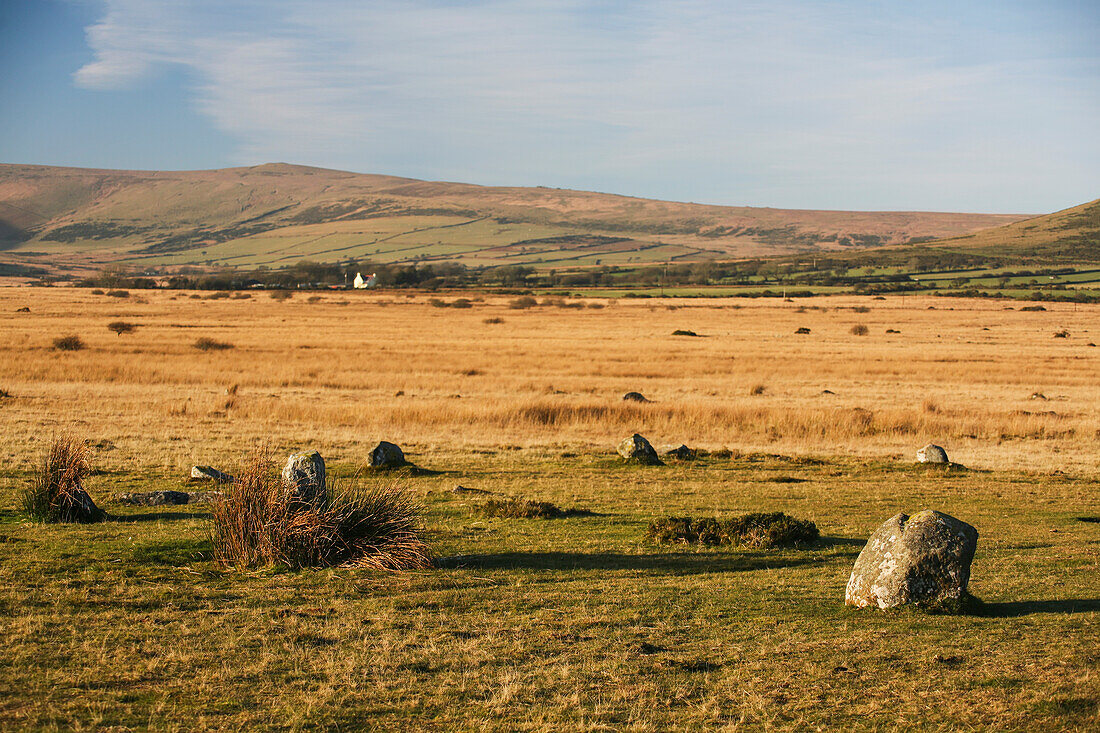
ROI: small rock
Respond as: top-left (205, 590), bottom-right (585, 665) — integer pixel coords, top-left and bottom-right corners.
top-left (370, 441), bottom-right (407, 468)
top-left (281, 450), bottom-right (326, 505)
top-left (821, 389), bottom-right (835, 395)
top-left (795, 327), bottom-right (811, 334)
top-left (16, 306), bottom-right (30, 313)
top-left (114, 490), bottom-right (191, 506)
top-left (191, 465), bottom-right (234, 483)
top-left (622, 392), bottom-right (649, 403)
top-left (664, 444), bottom-right (697, 460)
top-left (845, 510), bottom-right (978, 611)
top-left (618, 434), bottom-right (663, 465)
top-left (453, 485), bottom-right (491, 495)
top-left (916, 444), bottom-right (949, 464)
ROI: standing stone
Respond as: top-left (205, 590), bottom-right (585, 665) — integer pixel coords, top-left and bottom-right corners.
top-left (916, 444), bottom-right (949, 464)
top-left (845, 510), bottom-right (978, 611)
top-left (371, 441), bottom-right (407, 468)
top-left (281, 450), bottom-right (326, 505)
top-left (617, 434), bottom-right (663, 465)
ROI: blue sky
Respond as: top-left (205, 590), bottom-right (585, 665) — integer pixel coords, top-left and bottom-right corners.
top-left (1, 0), bottom-right (1098, 213)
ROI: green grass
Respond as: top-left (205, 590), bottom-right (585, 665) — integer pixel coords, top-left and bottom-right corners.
top-left (0, 450), bottom-right (1097, 729)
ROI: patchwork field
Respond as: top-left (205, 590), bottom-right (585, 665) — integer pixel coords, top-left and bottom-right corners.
top-left (1, 288), bottom-right (1097, 730)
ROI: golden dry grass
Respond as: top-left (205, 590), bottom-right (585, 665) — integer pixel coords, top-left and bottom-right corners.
top-left (0, 288), bottom-right (1098, 474)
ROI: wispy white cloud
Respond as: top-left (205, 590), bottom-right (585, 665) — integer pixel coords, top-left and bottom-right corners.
top-left (74, 0), bottom-right (1100, 211)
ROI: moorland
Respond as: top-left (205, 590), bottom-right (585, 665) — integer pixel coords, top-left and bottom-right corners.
top-left (0, 288), bottom-right (1097, 729)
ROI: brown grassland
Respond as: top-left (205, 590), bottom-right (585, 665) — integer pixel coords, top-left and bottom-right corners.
top-left (0, 288), bottom-right (1097, 730)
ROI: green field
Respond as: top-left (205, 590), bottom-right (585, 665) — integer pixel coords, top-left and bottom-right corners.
top-left (2, 450), bottom-right (1098, 730)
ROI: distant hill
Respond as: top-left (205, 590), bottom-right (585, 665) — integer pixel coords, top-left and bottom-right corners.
top-left (926, 198), bottom-right (1100, 262)
top-left (0, 162), bottom-right (1026, 275)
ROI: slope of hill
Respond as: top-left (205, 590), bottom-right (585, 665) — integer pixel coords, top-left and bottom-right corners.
top-left (928, 198), bottom-right (1100, 262)
top-left (0, 162), bottom-right (1026, 274)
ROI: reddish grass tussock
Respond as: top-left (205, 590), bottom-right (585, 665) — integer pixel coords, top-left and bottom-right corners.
top-left (211, 456), bottom-right (433, 571)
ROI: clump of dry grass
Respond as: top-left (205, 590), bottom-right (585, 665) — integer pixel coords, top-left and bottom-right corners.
top-left (750, 384), bottom-right (767, 396)
top-left (647, 512), bottom-right (818, 548)
top-left (509, 296), bottom-right (538, 309)
top-left (194, 337), bottom-right (234, 351)
top-left (21, 437), bottom-right (105, 523)
top-left (105, 289), bottom-right (129, 298)
top-left (483, 317), bottom-right (504, 324)
top-left (211, 456), bottom-right (433, 571)
top-left (850, 324), bottom-right (869, 336)
top-left (922, 398), bottom-right (941, 414)
top-left (270, 290), bottom-right (293, 301)
top-left (52, 335), bottom-right (85, 351)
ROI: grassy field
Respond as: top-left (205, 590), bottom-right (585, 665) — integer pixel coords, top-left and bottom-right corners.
top-left (0, 288), bottom-right (1098, 730)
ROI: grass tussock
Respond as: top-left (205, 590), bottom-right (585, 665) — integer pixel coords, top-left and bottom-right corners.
top-left (211, 457), bottom-right (433, 571)
top-left (21, 437), bottom-right (105, 523)
top-left (647, 512), bottom-right (819, 548)
top-left (52, 335), bottom-right (85, 351)
top-left (481, 497), bottom-right (586, 519)
top-left (194, 337), bottom-right (234, 351)
top-left (851, 324), bottom-right (869, 336)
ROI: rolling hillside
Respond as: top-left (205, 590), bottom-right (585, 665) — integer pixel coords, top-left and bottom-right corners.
top-left (928, 198), bottom-right (1100, 262)
top-left (0, 162), bottom-right (1027, 275)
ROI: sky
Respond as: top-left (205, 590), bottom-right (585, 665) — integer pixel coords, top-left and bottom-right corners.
top-left (1, 0), bottom-right (1098, 213)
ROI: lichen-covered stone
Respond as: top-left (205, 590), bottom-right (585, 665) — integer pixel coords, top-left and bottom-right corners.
top-left (617, 434), bottom-right (663, 465)
top-left (370, 441), bottom-right (407, 468)
top-left (916, 444), bottom-right (949, 464)
top-left (281, 450), bottom-right (326, 505)
top-left (845, 510), bottom-right (978, 610)
top-left (191, 465), bottom-right (234, 483)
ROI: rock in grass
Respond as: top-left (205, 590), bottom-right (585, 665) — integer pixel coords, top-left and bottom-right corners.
top-left (916, 444), bottom-right (949, 464)
top-left (845, 510), bottom-right (978, 611)
top-left (191, 465), bottom-right (234, 483)
top-left (665, 444), bottom-right (697, 460)
top-left (617, 433), bottom-right (663, 465)
top-left (114, 490), bottom-right (191, 506)
top-left (281, 450), bottom-right (327, 505)
top-left (370, 441), bottom-right (407, 468)
top-left (622, 391), bottom-right (649, 403)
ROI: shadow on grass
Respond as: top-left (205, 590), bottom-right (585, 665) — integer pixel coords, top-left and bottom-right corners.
top-left (437, 550), bottom-right (844, 575)
top-left (112, 511), bottom-right (212, 523)
top-left (977, 599), bottom-right (1100, 617)
top-left (819, 536), bottom-right (866, 547)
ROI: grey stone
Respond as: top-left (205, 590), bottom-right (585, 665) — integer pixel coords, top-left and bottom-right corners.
top-left (370, 441), bottom-right (407, 468)
top-left (191, 465), bottom-right (234, 483)
top-left (114, 490), bottom-right (191, 506)
top-left (618, 433), bottom-right (663, 465)
top-left (664, 444), bottom-right (697, 460)
top-left (916, 444), bottom-right (949, 464)
top-left (845, 510), bottom-right (978, 610)
top-left (622, 392), bottom-right (649, 403)
top-left (281, 450), bottom-right (327, 505)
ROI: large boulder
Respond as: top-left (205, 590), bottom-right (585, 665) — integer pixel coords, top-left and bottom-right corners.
top-left (370, 441), bottom-right (407, 468)
top-left (916, 444), bottom-right (949, 464)
top-left (281, 450), bottom-right (326, 505)
top-left (845, 510), bottom-right (978, 611)
top-left (618, 434), bottom-right (663, 465)
top-left (191, 465), bottom-right (234, 483)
